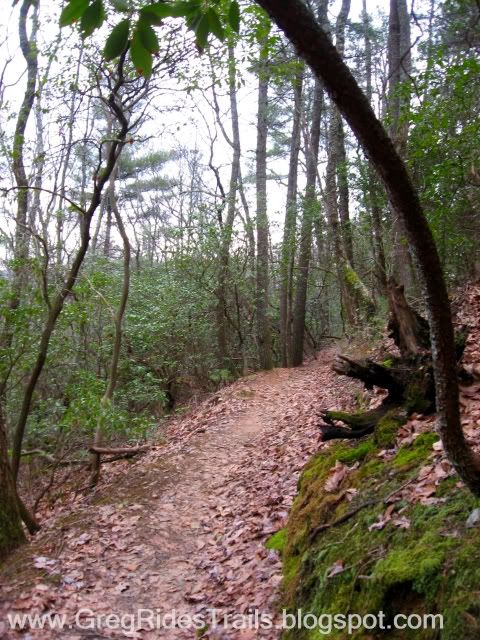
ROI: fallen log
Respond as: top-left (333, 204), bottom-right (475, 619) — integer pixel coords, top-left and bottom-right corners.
top-left (320, 280), bottom-right (466, 445)
top-left (88, 445), bottom-right (150, 455)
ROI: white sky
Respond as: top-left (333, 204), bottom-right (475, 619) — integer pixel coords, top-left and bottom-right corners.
top-left (0, 1), bottom-right (394, 252)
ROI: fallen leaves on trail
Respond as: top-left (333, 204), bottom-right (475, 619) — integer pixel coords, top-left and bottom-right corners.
top-left (0, 349), bottom-right (361, 640)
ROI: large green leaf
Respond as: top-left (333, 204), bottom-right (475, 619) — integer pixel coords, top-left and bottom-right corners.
top-left (111, 0), bottom-right (129, 11)
top-left (228, 0), bottom-right (240, 33)
top-left (130, 31), bottom-right (153, 76)
top-left (137, 20), bottom-right (159, 53)
top-left (169, 1), bottom-right (201, 18)
top-left (194, 12), bottom-right (210, 52)
top-left (80, 0), bottom-right (105, 37)
top-left (59, 0), bottom-right (89, 26)
top-left (139, 6), bottom-right (165, 26)
top-left (139, 2), bottom-right (174, 22)
top-left (206, 8), bottom-right (225, 42)
top-left (104, 19), bottom-right (130, 60)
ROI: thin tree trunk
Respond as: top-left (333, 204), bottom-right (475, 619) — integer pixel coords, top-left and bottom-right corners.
top-left (214, 44), bottom-right (241, 369)
top-left (0, 0), bottom-right (40, 536)
top-left (11, 0), bottom-right (38, 297)
top-left (11, 54), bottom-right (131, 482)
top-left (363, 0), bottom-right (387, 290)
top-left (255, 47), bottom-right (272, 370)
top-left (290, 0), bottom-right (329, 367)
top-left (90, 169), bottom-right (131, 487)
top-left (388, 0), bottom-right (415, 289)
top-left (255, 0), bottom-right (480, 495)
top-left (279, 62), bottom-right (304, 367)
top-left (332, 0), bottom-right (353, 268)
top-left (336, 118), bottom-right (354, 265)
top-left (291, 78), bottom-right (323, 366)
top-left (324, 0), bottom-right (360, 327)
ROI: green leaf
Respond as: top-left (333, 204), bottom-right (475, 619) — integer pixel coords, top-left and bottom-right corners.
top-left (111, 0), bottom-right (129, 10)
top-left (60, 0), bottom-right (89, 27)
top-left (228, 0), bottom-right (240, 33)
top-left (185, 10), bottom-right (202, 30)
top-left (139, 7), bottom-right (164, 25)
top-left (140, 2), bottom-right (173, 23)
top-left (206, 8), bottom-right (225, 41)
top-left (169, 1), bottom-right (201, 17)
top-left (136, 20), bottom-right (159, 53)
top-left (80, 0), bottom-right (105, 37)
top-left (194, 12), bottom-right (210, 52)
top-left (130, 31), bottom-right (153, 76)
top-left (104, 19), bottom-right (130, 60)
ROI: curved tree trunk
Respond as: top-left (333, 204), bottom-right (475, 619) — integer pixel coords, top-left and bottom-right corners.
top-left (11, 0), bottom-right (38, 298)
top-left (255, 0), bottom-right (480, 494)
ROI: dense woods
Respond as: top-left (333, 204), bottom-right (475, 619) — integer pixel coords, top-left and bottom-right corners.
top-left (0, 0), bottom-right (479, 570)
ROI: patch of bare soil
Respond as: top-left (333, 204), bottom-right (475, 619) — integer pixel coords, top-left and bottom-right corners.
top-left (0, 348), bottom-right (359, 639)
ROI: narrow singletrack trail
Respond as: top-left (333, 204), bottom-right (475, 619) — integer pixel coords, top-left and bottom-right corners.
top-left (1, 350), bottom-right (358, 639)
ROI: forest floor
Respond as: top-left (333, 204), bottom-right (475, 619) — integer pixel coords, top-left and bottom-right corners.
top-left (3, 282), bottom-right (480, 640)
top-left (0, 345), bottom-right (360, 639)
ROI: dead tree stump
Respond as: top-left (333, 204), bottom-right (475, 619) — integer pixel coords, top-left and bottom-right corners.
top-left (320, 280), bottom-right (468, 446)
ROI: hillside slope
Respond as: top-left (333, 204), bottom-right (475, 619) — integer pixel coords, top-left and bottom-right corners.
top-left (274, 283), bottom-right (480, 639)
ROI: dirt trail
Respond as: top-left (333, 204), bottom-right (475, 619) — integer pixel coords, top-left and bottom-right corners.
top-left (0, 350), bottom-right (358, 639)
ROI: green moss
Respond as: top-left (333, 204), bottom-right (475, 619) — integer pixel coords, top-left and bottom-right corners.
top-left (266, 529), bottom-right (287, 553)
top-left (375, 411), bottom-right (407, 448)
top-left (373, 531), bottom-right (452, 595)
top-left (0, 503), bottom-right (26, 561)
top-left (277, 419), bottom-right (480, 639)
top-left (344, 265), bottom-right (360, 287)
top-left (337, 440), bottom-right (376, 464)
top-left (393, 432), bottom-right (438, 469)
top-left (299, 443), bottom-right (352, 488)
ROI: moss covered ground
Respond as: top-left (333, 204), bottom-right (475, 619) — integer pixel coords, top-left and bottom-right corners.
top-left (270, 431), bottom-right (480, 639)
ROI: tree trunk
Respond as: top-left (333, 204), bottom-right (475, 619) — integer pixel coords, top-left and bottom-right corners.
top-left (213, 44), bottom-right (242, 369)
top-left (388, 0), bottom-right (415, 290)
top-left (363, 0), bottom-right (387, 291)
top-left (320, 282), bottom-right (441, 443)
top-left (291, 77), bottom-right (323, 367)
top-left (11, 0), bottom-right (38, 298)
top-left (0, 405), bottom-right (25, 560)
top-left (11, 53), bottom-right (131, 482)
top-left (279, 62), bottom-right (304, 367)
top-left (254, 0), bottom-right (480, 494)
top-left (290, 0), bottom-right (328, 367)
top-left (90, 167), bottom-right (131, 487)
top-left (255, 46), bottom-right (273, 370)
